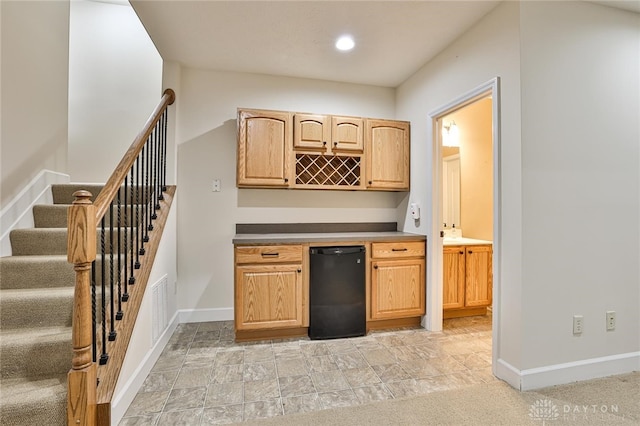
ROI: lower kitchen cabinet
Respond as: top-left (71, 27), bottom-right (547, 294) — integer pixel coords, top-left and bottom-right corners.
top-left (370, 241), bottom-right (425, 320)
top-left (234, 245), bottom-right (305, 332)
top-left (443, 244), bottom-right (492, 318)
top-left (234, 238), bottom-right (427, 341)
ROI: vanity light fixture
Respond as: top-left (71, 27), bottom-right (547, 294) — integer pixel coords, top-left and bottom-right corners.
top-left (442, 121), bottom-right (460, 147)
top-left (335, 35), bottom-right (355, 51)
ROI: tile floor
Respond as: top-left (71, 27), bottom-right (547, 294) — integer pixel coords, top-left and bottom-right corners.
top-left (120, 314), bottom-right (494, 425)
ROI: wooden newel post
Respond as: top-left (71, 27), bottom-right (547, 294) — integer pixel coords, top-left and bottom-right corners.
top-left (67, 190), bottom-right (97, 426)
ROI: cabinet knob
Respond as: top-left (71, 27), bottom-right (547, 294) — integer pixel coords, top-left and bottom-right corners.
top-left (368, 180), bottom-right (372, 185)
top-left (459, 251), bottom-right (464, 255)
top-left (284, 178), bottom-right (289, 183)
top-left (373, 264), bottom-right (378, 269)
top-left (297, 268), bottom-right (301, 273)
top-left (323, 141), bottom-right (327, 146)
top-left (334, 141), bottom-right (338, 146)
top-left (468, 250), bottom-right (473, 254)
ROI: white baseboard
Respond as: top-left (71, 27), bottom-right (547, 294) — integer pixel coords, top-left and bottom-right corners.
top-left (495, 357), bottom-right (524, 390)
top-left (496, 352), bottom-right (640, 391)
top-left (0, 170), bottom-right (70, 256)
top-left (110, 311), bottom-right (180, 426)
top-left (178, 307), bottom-right (234, 323)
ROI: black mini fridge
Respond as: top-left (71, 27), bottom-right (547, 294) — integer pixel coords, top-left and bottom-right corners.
top-left (309, 246), bottom-right (366, 340)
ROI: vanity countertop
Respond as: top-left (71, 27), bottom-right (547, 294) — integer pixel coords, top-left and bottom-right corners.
top-left (443, 237), bottom-right (492, 246)
top-left (233, 231), bottom-right (425, 245)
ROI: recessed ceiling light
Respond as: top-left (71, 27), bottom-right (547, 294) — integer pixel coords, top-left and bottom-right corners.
top-left (335, 35), bottom-right (355, 51)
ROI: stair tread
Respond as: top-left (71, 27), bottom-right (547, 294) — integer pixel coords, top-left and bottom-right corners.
top-left (0, 286), bottom-right (74, 300)
top-left (0, 326), bottom-right (72, 346)
top-left (0, 374), bottom-right (67, 405)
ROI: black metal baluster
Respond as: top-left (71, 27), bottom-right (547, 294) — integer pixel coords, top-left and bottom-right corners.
top-left (146, 137), bottom-right (153, 234)
top-left (159, 109), bottom-right (167, 198)
top-left (116, 190), bottom-right (123, 320)
top-left (138, 148), bottom-right (146, 256)
top-left (123, 175), bottom-right (130, 300)
top-left (131, 164), bottom-right (139, 275)
top-left (99, 218), bottom-right (108, 365)
top-left (140, 145), bottom-right (148, 250)
top-left (108, 202), bottom-right (116, 341)
top-left (153, 123), bottom-right (160, 216)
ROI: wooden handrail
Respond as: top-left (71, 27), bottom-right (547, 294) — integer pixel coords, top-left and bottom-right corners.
top-left (93, 88), bottom-right (175, 221)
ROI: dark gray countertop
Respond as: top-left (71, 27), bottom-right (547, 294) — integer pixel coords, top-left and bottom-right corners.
top-left (233, 231), bottom-right (426, 245)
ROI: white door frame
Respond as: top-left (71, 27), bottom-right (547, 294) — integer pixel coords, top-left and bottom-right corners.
top-left (427, 77), bottom-right (501, 371)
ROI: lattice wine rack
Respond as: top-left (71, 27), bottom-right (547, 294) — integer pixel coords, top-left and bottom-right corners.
top-left (295, 154), bottom-right (362, 187)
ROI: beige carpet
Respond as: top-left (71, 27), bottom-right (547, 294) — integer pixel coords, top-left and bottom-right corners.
top-left (246, 372), bottom-right (639, 425)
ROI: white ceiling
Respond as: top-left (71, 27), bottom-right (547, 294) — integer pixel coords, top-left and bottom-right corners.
top-left (130, 0), bottom-right (639, 88)
top-left (130, 1), bottom-right (501, 88)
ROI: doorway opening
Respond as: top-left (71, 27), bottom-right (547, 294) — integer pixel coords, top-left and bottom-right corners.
top-left (427, 77), bottom-right (501, 375)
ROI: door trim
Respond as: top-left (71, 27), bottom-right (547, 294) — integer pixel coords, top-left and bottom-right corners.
top-left (427, 77), bottom-right (501, 374)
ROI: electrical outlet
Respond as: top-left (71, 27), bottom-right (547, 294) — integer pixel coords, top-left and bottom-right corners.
top-left (606, 311), bottom-right (616, 331)
top-left (212, 179), bottom-right (221, 192)
top-left (573, 315), bottom-right (584, 334)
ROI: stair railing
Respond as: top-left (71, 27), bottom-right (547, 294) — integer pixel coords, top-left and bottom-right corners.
top-left (67, 89), bottom-right (175, 426)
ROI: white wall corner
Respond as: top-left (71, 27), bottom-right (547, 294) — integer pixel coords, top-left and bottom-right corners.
top-left (495, 358), bottom-right (523, 390)
top-left (0, 170), bottom-right (70, 256)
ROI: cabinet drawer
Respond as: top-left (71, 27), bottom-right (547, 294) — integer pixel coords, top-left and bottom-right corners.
top-left (371, 241), bottom-right (425, 259)
top-left (235, 245), bottom-right (303, 264)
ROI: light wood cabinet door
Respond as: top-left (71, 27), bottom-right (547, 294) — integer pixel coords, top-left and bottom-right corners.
top-left (294, 113), bottom-right (330, 151)
top-left (237, 109), bottom-right (291, 187)
top-left (370, 258), bottom-right (425, 320)
top-left (443, 246), bottom-right (465, 309)
top-left (365, 119), bottom-right (410, 190)
top-left (235, 264), bottom-right (303, 330)
top-left (465, 245), bottom-right (492, 307)
top-left (331, 116), bottom-right (363, 152)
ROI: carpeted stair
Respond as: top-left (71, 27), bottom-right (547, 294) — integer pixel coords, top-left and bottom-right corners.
top-left (0, 183), bottom-right (133, 425)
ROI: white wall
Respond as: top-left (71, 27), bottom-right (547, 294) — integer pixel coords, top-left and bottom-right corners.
top-left (396, 1), bottom-right (523, 373)
top-left (68, 0), bottom-right (163, 183)
top-left (519, 1), bottom-right (639, 373)
top-left (0, 0), bottom-right (70, 207)
top-left (398, 0), bottom-right (640, 389)
top-left (174, 68), bottom-right (402, 316)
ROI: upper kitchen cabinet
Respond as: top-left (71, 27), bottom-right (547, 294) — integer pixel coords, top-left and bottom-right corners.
top-left (365, 119), bottom-right (410, 191)
top-left (294, 114), bottom-right (363, 153)
top-left (237, 108), bottom-right (410, 191)
top-left (331, 116), bottom-right (364, 152)
top-left (237, 109), bottom-right (291, 187)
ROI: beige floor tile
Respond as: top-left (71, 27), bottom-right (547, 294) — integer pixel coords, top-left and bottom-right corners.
top-left (124, 391), bottom-right (170, 417)
top-left (243, 398), bottom-right (283, 421)
top-left (201, 404), bottom-right (243, 425)
top-left (278, 374), bottom-right (316, 397)
top-left (352, 383), bottom-right (394, 404)
top-left (173, 366), bottom-right (212, 389)
top-left (282, 393), bottom-right (323, 415)
top-left (210, 363), bottom-right (243, 384)
top-left (275, 357), bottom-right (308, 377)
top-left (318, 389), bottom-right (361, 409)
top-left (204, 381), bottom-right (243, 407)
top-left (311, 370), bottom-right (350, 392)
top-left (140, 369), bottom-right (179, 393)
top-left (243, 361), bottom-right (277, 381)
top-left (244, 378), bottom-right (280, 402)
top-left (342, 366), bottom-right (381, 387)
top-left (163, 387), bottom-right (206, 412)
top-left (156, 408), bottom-right (203, 425)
